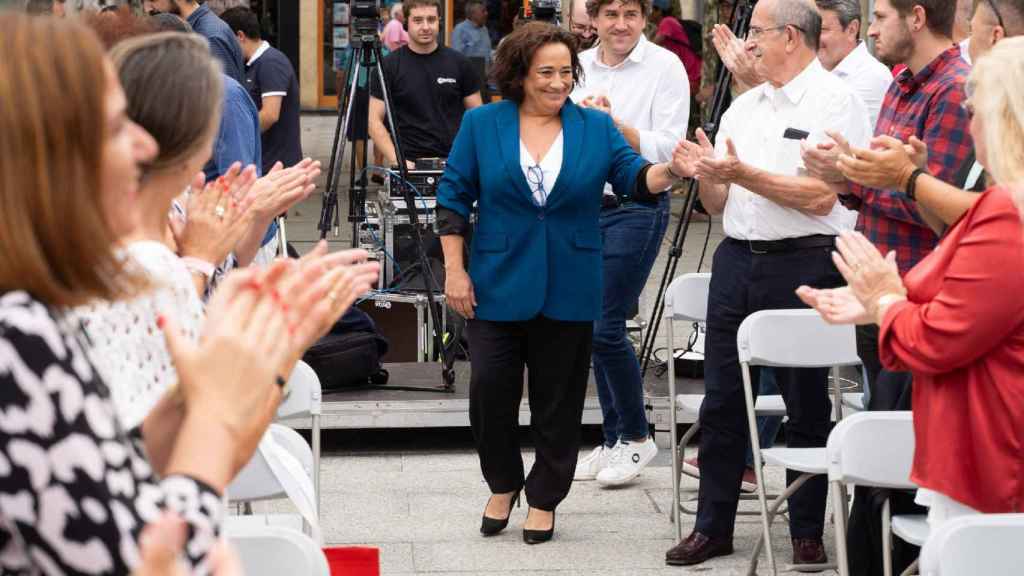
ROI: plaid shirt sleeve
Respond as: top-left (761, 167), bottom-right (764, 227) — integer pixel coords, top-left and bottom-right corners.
top-left (858, 81), bottom-right (972, 226)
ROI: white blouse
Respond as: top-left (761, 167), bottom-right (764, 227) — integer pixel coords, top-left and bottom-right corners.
top-left (71, 241), bottom-right (204, 429)
top-left (519, 130), bottom-right (563, 206)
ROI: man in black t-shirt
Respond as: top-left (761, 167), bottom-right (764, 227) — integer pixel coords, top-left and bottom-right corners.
top-left (368, 0), bottom-right (483, 167)
top-left (222, 7), bottom-right (302, 174)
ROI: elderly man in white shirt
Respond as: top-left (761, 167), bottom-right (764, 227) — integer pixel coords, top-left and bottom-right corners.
top-left (664, 0), bottom-right (871, 568)
top-left (567, 0), bottom-right (690, 490)
top-left (816, 0), bottom-right (892, 127)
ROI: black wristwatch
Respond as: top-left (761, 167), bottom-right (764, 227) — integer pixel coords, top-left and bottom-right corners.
top-left (905, 168), bottom-right (926, 201)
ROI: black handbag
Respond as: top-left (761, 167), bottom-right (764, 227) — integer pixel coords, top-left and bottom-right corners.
top-left (302, 307), bottom-right (389, 391)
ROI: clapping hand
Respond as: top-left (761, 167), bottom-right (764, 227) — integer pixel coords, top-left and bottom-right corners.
top-left (134, 513), bottom-right (242, 576)
top-left (800, 140), bottom-right (846, 183)
top-left (712, 24), bottom-right (763, 89)
top-left (694, 129), bottom-right (743, 184)
top-left (835, 133), bottom-right (926, 190)
top-left (795, 285), bottom-right (872, 325)
top-left (172, 163), bottom-right (257, 264)
top-left (244, 158), bottom-right (321, 223)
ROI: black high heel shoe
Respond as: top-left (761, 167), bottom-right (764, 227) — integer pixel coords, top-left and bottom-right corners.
top-left (522, 509), bottom-right (555, 544)
top-left (480, 490), bottom-right (521, 536)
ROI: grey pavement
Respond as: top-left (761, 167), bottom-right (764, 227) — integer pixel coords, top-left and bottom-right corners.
top-left (242, 116), bottom-right (840, 574)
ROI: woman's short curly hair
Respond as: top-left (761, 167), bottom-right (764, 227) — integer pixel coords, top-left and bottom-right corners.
top-left (491, 21), bottom-right (583, 103)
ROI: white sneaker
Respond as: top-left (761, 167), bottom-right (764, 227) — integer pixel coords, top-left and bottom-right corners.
top-left (574, 443), bottom-right (615, 481)
top-left (595, 437), bottom-right (658, 487)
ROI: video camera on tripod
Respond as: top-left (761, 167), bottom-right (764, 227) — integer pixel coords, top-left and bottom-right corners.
top-left (350, 0), bottom-right (383, 39)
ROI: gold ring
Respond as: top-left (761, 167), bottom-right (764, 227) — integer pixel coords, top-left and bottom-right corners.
top-left (327, 291), bottom-right (338, 302)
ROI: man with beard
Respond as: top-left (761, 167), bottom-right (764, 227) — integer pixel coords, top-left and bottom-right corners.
top-left (568, 0), bottom-right (597, 50)
top-left (368, 0), bottom-right (482, 168)
top-left (569, 0), bottom-right (689, 490)
top-left (143, 0), bottom-right (245, 85)
top-left (807, 0), bottom-right (972, 412)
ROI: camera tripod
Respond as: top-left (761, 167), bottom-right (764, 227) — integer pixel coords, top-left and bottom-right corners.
top-left (319, 30), bottom-right (456, 392)
top-left (638, 0), bottom-right (755, 376)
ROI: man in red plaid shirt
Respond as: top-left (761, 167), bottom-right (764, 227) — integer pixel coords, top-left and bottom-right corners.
top-left (804, 0), bottom-right (972, 412)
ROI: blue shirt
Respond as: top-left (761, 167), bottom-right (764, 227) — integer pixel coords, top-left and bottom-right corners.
top-left (187, 3), bottom-right (246, 86)
top-left (203, 75), bottom-right (278, 246)
top-left (450, 20), bottom-right (491, 65)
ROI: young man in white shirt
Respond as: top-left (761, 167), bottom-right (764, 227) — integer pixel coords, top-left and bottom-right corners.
top-left (663, 0), bottom-right (871, 567)
top-left (569, 0), bottom-right (690, 489)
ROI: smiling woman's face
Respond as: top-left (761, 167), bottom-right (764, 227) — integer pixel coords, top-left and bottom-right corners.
top-left (99, 62), bottom-right (158, 239)
top-left (521, 42), bottom-right (574, 116)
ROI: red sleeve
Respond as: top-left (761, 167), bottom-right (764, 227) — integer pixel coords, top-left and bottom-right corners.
top-left (879, 190), bottom-right (1024, 374)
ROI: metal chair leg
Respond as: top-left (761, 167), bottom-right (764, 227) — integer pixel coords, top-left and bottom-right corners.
top-left (833, 481), bottom-right (851, 576)
top-left (742, 362), bottom-right (777, 576)
top-left (667, 315), bottom-right (683, 542)
top-left (882, 498), bottom-right (894, 576)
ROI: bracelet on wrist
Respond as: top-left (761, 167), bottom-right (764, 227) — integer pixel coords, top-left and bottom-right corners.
top-left (665, 163), bottom-right (683, 180)
top-left (904, 168), bottom-right (926, 201)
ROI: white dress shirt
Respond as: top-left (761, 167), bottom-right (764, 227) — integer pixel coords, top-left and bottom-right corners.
top-left (571, 35), bottom-right (690, 183)
top-left (717, 58), bottom-right (873, 241)
top-left (520, 132), bottom-right (563, 207)
top-left (831, 41), bottom-right (893, 130)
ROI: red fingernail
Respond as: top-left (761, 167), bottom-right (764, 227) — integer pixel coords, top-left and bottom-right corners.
top-left (271, 289), bottom-right (282, 303)
top-left (156, 315), bottom-right (165, 328)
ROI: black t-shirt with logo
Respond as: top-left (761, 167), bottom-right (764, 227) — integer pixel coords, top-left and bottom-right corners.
top-left (369, 45), bottom-right (481, 161)
top-left (245, 44), bottom-right (302, 173)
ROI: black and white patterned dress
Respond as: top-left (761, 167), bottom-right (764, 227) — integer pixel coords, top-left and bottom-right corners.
top-left (0, 291), bottom-right (222, 575)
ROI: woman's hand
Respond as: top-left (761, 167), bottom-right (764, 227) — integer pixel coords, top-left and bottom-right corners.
top-left (244, 158), bottom-right (320, 224)
top-left (796, 285), bottom-right (873, 325)
top-left (830, 231), bottom-right (907, 321)
top-left (134, 513), bottom-right (242, 576)
top-left (173, 163), bottom-right (257, 264)
top-left (162, 262), bottom-right (295, 474)
top-left (836, 135), bottom-right (920, 190)
top-left (445, 267), bottom-right (476, 319)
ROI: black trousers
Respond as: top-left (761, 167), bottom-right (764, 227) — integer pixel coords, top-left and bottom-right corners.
top-left (855, 324), bottom-right (914, 412)
top-left (467, 315), bottom-right (593, 511)
top-left (695, 238), bottom-right (843, 539)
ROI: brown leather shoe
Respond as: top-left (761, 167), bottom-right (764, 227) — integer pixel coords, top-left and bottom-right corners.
top-left (665, 531), bottom-right (734, 566)
top-left (792, 538), bottom-right (828, 567)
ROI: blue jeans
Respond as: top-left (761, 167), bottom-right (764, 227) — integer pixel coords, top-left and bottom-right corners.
top-left (745, 368), bottom-right (784, 468)
top-left (593, 196), bottom-right (669, 448)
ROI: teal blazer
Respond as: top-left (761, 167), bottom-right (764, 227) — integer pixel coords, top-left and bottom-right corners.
top-left (437, 99), bottom-right (648, 322)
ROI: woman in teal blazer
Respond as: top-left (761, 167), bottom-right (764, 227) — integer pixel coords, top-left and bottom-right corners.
top-left (436, 22), bottom-right (690, 544)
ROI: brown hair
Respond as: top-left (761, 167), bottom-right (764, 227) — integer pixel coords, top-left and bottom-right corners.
top-left (586, 0), bottom-right (650, 19)
top-left (0, 13), bottom-right (134, 307)
top-left (82, 6), bottom-right (158, 49)
top-left (111, 32), bottom-right (223, 172)
top-left (888, 0), bottom-right (956, 38)
top-left (491, 21), bottom-right (583, 103)
top-left (403, 0), bottom-right (441, 20)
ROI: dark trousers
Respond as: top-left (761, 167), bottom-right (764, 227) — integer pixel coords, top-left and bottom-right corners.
top-left (855, 324), bottom-right (914, 412)
top-left (467, 315), bottom-right (593, 511)
top-left (695, 238), bottom-right (842, 540)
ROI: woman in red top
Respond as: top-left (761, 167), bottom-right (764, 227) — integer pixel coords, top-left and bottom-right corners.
top-left (797, 38), bottom-right (1024, 524)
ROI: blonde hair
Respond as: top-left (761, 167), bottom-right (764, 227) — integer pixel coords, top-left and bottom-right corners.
top-left (968, 36), bottom-right (1024, 186)
top-left (0, 13), bottom-right (137, 307)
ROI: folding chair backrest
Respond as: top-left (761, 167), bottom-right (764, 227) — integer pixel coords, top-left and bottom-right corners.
top-left (665, 273), bottom-right (712, 322)
top-left (737, 309), bottom-right (859, 368)
top-left (277, 361), bottom-right (322, 420)
top-left (919, 514), bottom-right (1024, 576)
top-left (227, 424), bottom-right (313, 502)
top-left (228, 523), bottom-right (330, 576)
top-left (826, 411), bottom-right (916, 488)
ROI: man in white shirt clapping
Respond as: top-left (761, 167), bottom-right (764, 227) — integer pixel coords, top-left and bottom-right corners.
top-left (568, 0), bottom-right (690, 489)
top-left (664, 0), bottom-right (871, 567)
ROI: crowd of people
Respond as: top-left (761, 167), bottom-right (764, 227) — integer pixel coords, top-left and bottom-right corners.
top-left (2, 0), bottom-right (1024, 574)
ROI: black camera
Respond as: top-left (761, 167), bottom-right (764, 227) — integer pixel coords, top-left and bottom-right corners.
top-left (351, 0), bottom-right (382, 40)
top-left (529, 0), bottom-right (561, 24)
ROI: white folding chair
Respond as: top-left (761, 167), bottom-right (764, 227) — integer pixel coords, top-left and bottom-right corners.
top-left (919, 514), bottom-right (1024, 576)
top-left (739, 309), bottom-right (860, 575)
top-left (827, 411), bottom-right (918, 576)
top-left (225, 522), bottom-right (330, 576)
top-left (666, 274), bottom-right (792, 538)
top-left (227, 423), bottom-right (320, 541)
top-left (276, 361), bottom-right (323, 512)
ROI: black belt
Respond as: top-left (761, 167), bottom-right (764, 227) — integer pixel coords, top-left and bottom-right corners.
top-left (728, 234), bottom-right (837, 254)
